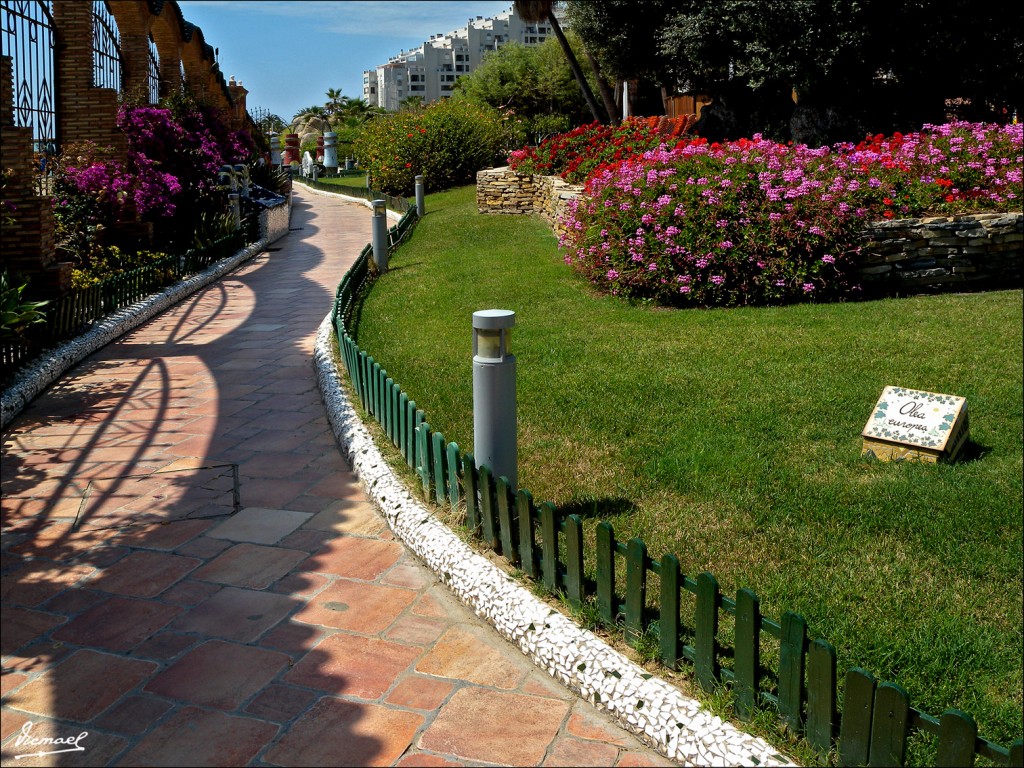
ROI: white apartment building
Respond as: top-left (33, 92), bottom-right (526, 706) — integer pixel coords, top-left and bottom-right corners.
top-left (363, 4), bottom-right (567, 111)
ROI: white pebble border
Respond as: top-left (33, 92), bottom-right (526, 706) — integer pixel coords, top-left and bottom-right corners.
top-left (313, 315), bottom-right (796, 768)
top-left (1, 238), bottom-right (269, 431)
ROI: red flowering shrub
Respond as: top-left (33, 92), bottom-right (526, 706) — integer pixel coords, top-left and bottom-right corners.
top-left (507, 115), bottom-right (695, 183)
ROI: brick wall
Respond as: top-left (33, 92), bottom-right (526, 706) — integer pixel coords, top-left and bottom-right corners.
top-left (476, 166), bottom-right (1023, 297)
top-left (2, 0), bottom-right (245, 296)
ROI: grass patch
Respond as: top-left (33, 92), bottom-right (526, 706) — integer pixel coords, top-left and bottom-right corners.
top-left (352, 184), bottom-right (1023, 753)
top-left (319, 174), bottom-right (369, 190)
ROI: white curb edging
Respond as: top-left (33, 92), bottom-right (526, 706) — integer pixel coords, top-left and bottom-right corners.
top-left (1, 239), bottom-right (268, 431)
top-left (313, 314), bottom-right (796, 768)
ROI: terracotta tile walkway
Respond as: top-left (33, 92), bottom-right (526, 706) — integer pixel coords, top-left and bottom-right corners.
top-left (1, 190), bottom-right (677, 767)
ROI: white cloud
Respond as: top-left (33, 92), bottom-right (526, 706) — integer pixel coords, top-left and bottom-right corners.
top-left (186, 1), bottom-right (512, 38)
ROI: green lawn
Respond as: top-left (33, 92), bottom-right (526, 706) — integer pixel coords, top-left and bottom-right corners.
top-left (351, 184), bottom-right (1023, 753)
top-left (319, 173), bottom-right (369, 190)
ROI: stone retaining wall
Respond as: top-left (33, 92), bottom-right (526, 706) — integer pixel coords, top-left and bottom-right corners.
top-left (476, 167), bottom-right (584, 241)
top-left (476, 166), bottom-right (1023, 296)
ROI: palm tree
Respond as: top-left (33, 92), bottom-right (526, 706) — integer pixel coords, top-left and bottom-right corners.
top-left (515, 0), bottom-right (607, 124)
top-left (325, 87), bottom-right (346, 120)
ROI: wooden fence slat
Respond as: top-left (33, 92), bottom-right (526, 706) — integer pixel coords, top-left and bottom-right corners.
top-left (463, 451), bottom-right (480, 535)
top-left (596, 521), bottom-right (616, 623)
top-left (384, 377), bottom-right (395, 440)
top-left (624, 538), bottom-right (647, 645)
top-left (446, 442), bottom-right (461, 508)
top-left (417, 421), bottom-right (432, 499)
top-left (840, 668), bottom-right (877, 767)
top-left (694, 571), bottom-right (720, 691)
top-left (405, 400), bottom-right (417, 468)
top-left (496, 476), bottom-right (517, 563)
top-left (779, 611), bottom-right (808, 733)
top-left (867, 682), bottom-right (910, 767)
top-left (357, 351), bottom-right (368, 409)
top-left (540, 501), bottom-right (559, 591)
top-left (432, 431), bottom-right (447, 505)
top-left (399, 393), bottom-right (410, 462)
top-left (659, 554), bottom-right (681, 669)
top-left (734, 587), bottom-right (761, 720)
top-left (479, 466), bottom-right (498, 550)
top-left (1010, 739), bottom-right (1023, 767)
top-left (807, 638), bottom-right (838, 756)
top-left (936, 709), bottom-right (976, 768)
top-left (367, 357), bottom-right (378, 415)
top-left (564, 514), bottom-right (584, 608)
top-left (517, 489), bottom-right (538, 579)
top-left (377, 367), bottom-right (386, 422)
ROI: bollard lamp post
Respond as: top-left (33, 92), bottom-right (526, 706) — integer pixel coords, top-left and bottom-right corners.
top-left (269, 134), bottom-right (281, 168)
top-left (415, 174), bottom-right (425, 217)
top-left (371, 199), bottom-right (388, 272)
top-left (472, 309), bottom-right (517, 490)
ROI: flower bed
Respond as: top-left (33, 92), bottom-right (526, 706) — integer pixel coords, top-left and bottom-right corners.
top-left (516, 121), bottom-right (1021, 307)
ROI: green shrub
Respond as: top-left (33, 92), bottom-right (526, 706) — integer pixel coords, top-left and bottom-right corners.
top-left (353, 99), bottom-right (508, 196)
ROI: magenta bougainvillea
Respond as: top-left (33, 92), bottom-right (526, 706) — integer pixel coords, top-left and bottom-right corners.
top-left (53, 95), bottom-right (254, 262)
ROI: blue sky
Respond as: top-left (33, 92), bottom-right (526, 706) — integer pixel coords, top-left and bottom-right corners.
top-left (176, 1), bottom-right (513, 123)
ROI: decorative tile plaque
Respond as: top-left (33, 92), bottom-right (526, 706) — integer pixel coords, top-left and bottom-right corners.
top-left (862, 385), bottom-right (969, 463)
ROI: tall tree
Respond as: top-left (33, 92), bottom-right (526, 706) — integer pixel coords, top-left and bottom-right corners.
top-left (515, 1), bottom-right (608, 123)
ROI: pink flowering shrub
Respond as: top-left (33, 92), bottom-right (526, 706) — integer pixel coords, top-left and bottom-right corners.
top-left (53, 94), bottom-right (254, 269)
top-left (557, 121), bottom-right (1022, 307)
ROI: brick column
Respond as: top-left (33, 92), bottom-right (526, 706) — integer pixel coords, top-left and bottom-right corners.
top-left (52, 1), bottom-right (125, 157)
top-left (1, 56), bottom-right (68, 296)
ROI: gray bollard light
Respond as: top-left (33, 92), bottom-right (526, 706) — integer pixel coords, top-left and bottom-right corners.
top-left (371, 199), bottom-right (388, 272)
top-left (415, 174), bottom-right (425, 217)
top-left (472, 309), bottom-right (517, 490)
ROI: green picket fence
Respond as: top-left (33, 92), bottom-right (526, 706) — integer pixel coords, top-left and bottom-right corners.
top-left (329, 202), bottom-right (1023, 768)
top-left (2, 224), bottom-right (253, 384)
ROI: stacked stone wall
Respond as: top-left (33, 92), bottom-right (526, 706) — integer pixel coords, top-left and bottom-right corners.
top-left (477, 166), bottom-right (1023, 296)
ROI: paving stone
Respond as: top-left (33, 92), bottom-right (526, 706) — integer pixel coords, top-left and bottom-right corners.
top-left (244, 684), bottom-right (318, 723)
top-left (265, 696), bottom-right (423, 767)
top-left (118, 706), bottom-right (278, 766)
top-left (206, 506), bottom-right (312, 544)
top-left (285, 633), bottom-right (422, 699)
top-left (301, 535), bottom-right (403, 580)
top-left (420, 687), bottom-right (569, 765)
top-left (51, 596), bottom-right (182, 651)
top-left (385, 675), bottom-right (454, 711)
top-left (191, 542), bottom-right (307, 588)
top-left (292, 578), bottom-right (416, 634)
top-left (145, 639), bottom-right (291, 710)
top-left (416, 626), bottom-right (529, 690)
top-left (84, 550), bottom-right (200, 597)
top-left (543, 736), bottom-right (621, 766)
top-left (170, 586), bottom-right (296, 642)
top-left (8, 649), bottom-right (156, 721)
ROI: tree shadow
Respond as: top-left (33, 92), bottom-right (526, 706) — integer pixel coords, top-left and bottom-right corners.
top-left (0, 189), bottom-right (397, 765)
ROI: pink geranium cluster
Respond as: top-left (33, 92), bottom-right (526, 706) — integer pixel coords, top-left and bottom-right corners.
top-left (556, 121), bottom-right (1022, 308)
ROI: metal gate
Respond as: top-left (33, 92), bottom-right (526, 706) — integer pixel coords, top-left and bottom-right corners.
top-left (0, 0), bottom-right (57, 148)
